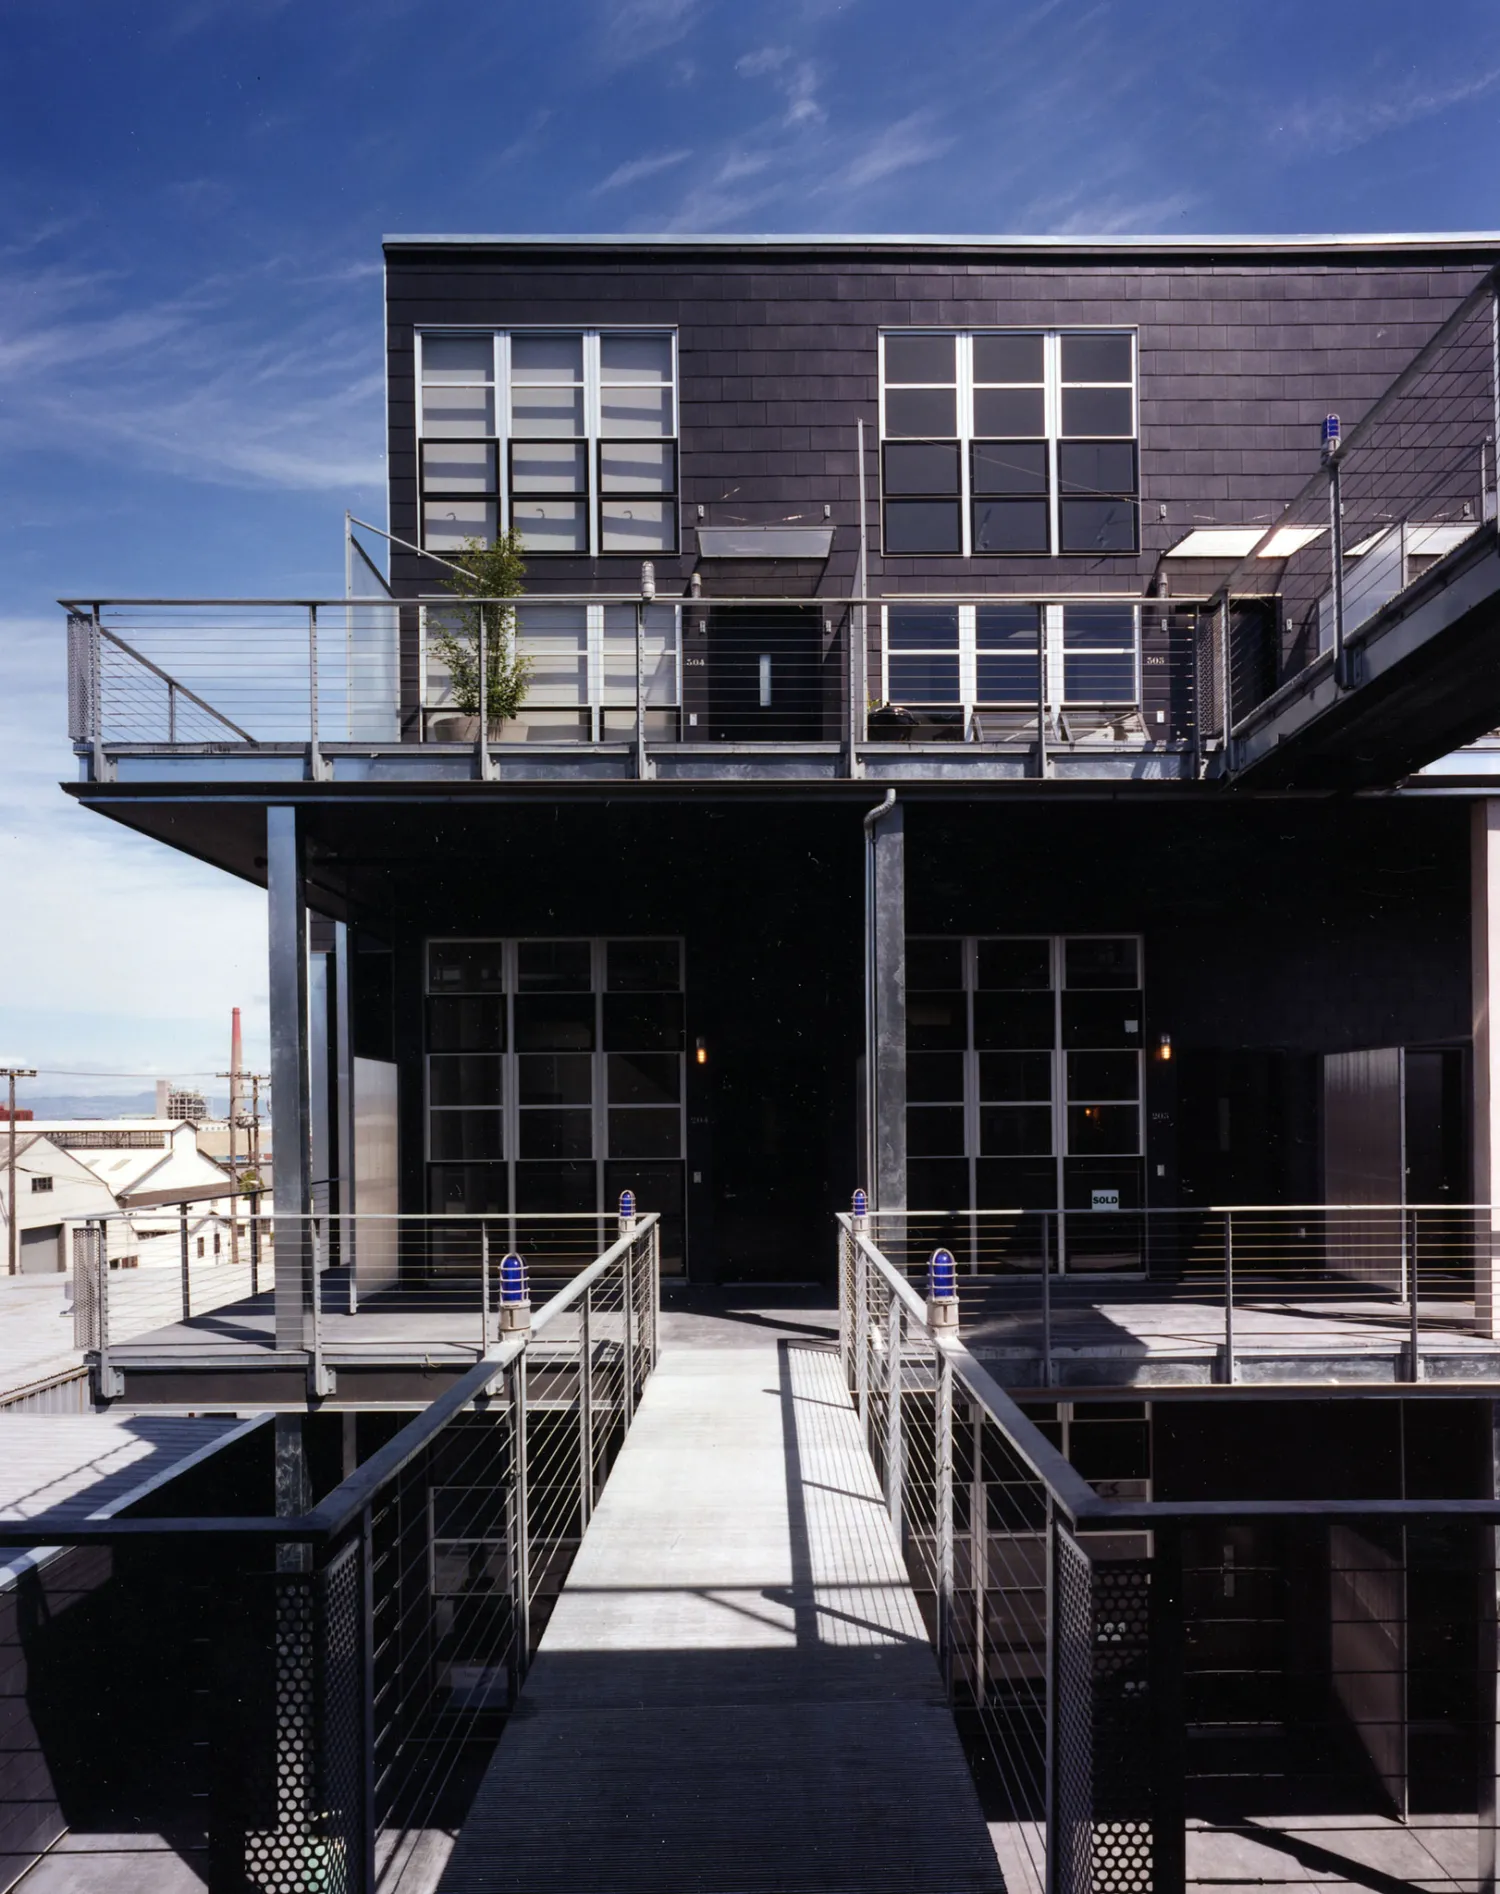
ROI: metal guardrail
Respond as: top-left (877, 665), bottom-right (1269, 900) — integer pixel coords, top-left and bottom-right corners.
top-left (1, 1213), bottom-right (660, 1894)
top-left (62, 593), bottom-right (1205, 780)
top-left (1206, 267), bottom-right (1500, 752)
top-left (861, 1203), bottom-right (1496, 1384)
top-left (838, 1213), bottom-right (1500, 1894)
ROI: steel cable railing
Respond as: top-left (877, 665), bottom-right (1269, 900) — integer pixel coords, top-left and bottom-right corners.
top-left (840, 1212), bottom-right (1500, 1894)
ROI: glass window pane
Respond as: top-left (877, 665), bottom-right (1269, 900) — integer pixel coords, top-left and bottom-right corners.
top-left (908, 992), bottom-right (967, 1051)
top-left (517, 940), bottom-right (591, 990)
top-left (1058, 442), bottom-right (1137, 496)
top-left (980, 1106), bottom-right (1052, 1156)
top-left (1064, 653), bottom-right (1136, 700)
top-left (973, 499), bottom-right (1049, 555)
top-left (974, 990), bottom-right (1055, 1048)
top-left (883, 389), bottom-right (956, 438)
top-left (976, 654), bottom-right (1039, 702)
top-left (909, 1106), bottom-right (965, 1157)
top-left (512, 499), bottom-right (586, 553)
top-left (609, 1108), bottom-right (680, 1159)
top-left (1063, 604), bottom-right (1136, 648)
top-left (1061, 992), bottom-right (1142, 1049)
top-left (518, 1053), bottom-right (593, 1104)
top-left (600, 442), bottom-right (675, 494)
top-left (600, 334), bottom-right (673, 383)
top-left (422, 442), bottom-right (497, 495)
top-left (607, 940), bottom-right (681, 991)
top-left (1067, 1103), bottom-right (1139, 1155)
top-left (972, 333), bottom-right (1045, 384)
top-left (428, 1055), bottom-right (503, 1107)
top-left (888, 606), bottom-right (958, 652)
top-left (600, 499), bottom-right (674, 553)
top-left (1061, 333), bottom-right (1133, 384)
top-left (883, 334), bottom-right (955, 384)
top-left (883, 442), bottom-right (960, 496)
top-left (907, 1051), bottom-right (964, 1102)
top-left (971, 441), bottom-right (1048, 496)
top-left (979, 1052), bottom-right (1053, 1102)
top-left (428, 1164), bottom-right (508, 1215)
top-left (884, 499), bottom-right (960, 554)
top-left (514, 994), bottom-right (595, 1050)
top-left (1067, 1051), bottom-right (1140, 1100)
top-left (1059, 498), bottom-right (1137, 554)
top-left (608, 1053), bottom-right (681, 1104)
top-left (888, 654), bottom-right (960, 701)
top-left (422, 336), bottom-right (495, 382)
top-left (600, 386), bottom-right (673, 438)
top-left (907, 938), bottom-right (963, 989)
top-left (977, 939), bottom-right (1051, 990)
top-left (603, 992), bottom-right (684, 1051)
top-left (423, 385), bottom-right (495, 437)
top-left (511, 385), bottom-right (585, 437)
top-left (976, 605), bottom-right (1042, 650)
top-left (425, 500), bottom-right (497, 549)
top-left (602, 606), bottom-right (677, 705)
top-left (430, 1111), bottom-right (504, 1162)
top-left (1060, 386), bottom-right (1133, 437)
top-left (519, 1109), bottom-right (592, 1160)
top-left (511, 442), bottom-right (587, 494)
top-left (1064, 938), bottom-right (1139, 989)
top-left (426, 995), bottom-right (506, 1052)
top-left (428, 942), bottom-right (506, 992)
top-left (510, 334), bottom-right (583, 383)
top-left (972, 388), bottom-right (1045, 437)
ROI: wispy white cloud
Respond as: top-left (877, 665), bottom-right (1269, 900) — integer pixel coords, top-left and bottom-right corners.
top-left (736, 44), bottom-right (824, 126)
top-left (822, 111), bottom-right (952, 193)
top-left (597, 0), bottom-right (700, 66)
top-left (593, 148), bottom-right (694, 194)
top-left (1278, 63), bottom-right (1500, 157)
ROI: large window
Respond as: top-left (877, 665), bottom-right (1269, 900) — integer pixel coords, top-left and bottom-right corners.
top-left (418, 331), bottom-right (679, 557)
top-left (883, 603), bottom-right (1139, 713)
top-left (880, 331), bottom-right (1138, 558)
top-left (424, 937), bottom-right (686, 1266)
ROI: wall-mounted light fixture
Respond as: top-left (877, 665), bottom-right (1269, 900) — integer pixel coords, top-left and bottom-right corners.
top-left (1157, 1033), bottom-right (1172, 1062)
top-left (695, 1037), bottom-right (708, 1065)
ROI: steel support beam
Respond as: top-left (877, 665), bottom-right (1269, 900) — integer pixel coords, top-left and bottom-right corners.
top-left (1483, 1401), bottom-right (1500, 1894)
top-left (864, 793), bottom-right (906, 1211)
top-left (268, 805), bottom-right (314, 1357)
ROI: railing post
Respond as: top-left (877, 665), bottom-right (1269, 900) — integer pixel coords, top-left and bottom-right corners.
top-left (1041, 1211), bottom-right (1053, 1389)
top-left (884, 1296), bottom-right (902, 1534)
top-left (623, 1235), bottom-right (636, 1427)
top-left (93, 1220), bottom-right (122, 1399)
top-left (1328, 449), bottom-right (1349, 688)
top-left (1217, 596), bottom-right (1231, 762)
top-left (1222, 1211), bottom-right (1237, 1385)
top-left (509, 1353), bottom-right (531, 1685)
top-left (855, 1239), bottom-right (869, 1430)
top-left (310, 1216), bottom-right (327, 1394)
top-left (360, 1504), bottom-right (377, 1894)
top-left (179, 1202), bottom-right (191, 1322)
top-left (1408, 1207), bottom-right (1422, 1384)
top-left (580, 1285), bottom-right (594, 1531)
top-left (936, 1345), bottom-right (955, 1696)
top-left (475, 600), bottom-right (495, 781)
top-left (633, 598), bottom-right (654, 781)
top-left (249, 1186), bottom-right (261, 1294)
top-left (971, 1400), bottom-right (987, 1704)
top-left (167, 679), bottom-right (177, 743)
top-left (308, 604), bottom-right (330, 780)
top-left (90, 606), bottom-right (109, 783)
top-left (650, 1220), bottom-right (661, 1370)
top-left (481, 1219), bottom-right (492, 1356)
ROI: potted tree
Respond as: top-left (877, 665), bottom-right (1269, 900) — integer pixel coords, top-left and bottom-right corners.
top-left (427, 531), bottom-right (532, 740)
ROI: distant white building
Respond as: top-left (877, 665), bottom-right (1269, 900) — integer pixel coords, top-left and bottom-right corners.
top-left (2, 1119), bottom-right (241, 1274)
top-left (154, 1080), bottom-right (208, 1122)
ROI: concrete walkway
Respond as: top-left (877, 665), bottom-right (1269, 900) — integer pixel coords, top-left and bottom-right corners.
top-left (438, 1296), bottom-right (1004, 1893)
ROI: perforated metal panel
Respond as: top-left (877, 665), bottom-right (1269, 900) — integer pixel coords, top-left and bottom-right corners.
top-left (1051, 1522), bottom-right (1094, 1894)
top-left (72, 1229), bottom-right (103, 1351)
top-left (318, 1537), bottom-right (366, 1894)
top-left (1092, 1561), bottom-right (1153, 1891)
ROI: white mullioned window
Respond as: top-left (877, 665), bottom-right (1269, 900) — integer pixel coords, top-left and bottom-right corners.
top-left (417, 329), bottom-right (679, 558)
top-left (879, 330), bottom-right (1138, 559)
top-left (882, 602), bottom-right (1141, 714)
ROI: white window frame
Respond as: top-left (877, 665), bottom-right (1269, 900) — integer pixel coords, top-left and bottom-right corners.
top-left (416, 327), bottom-right (680, 560)
top-left (878, 329), bottom-right (1138, 559)
top-left (881, 602), bottom-right (1141, 717)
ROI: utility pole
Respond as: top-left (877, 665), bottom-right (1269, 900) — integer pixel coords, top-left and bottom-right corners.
top-left (2, 1067), bottom-right (37, 1277)
top-left (218, 1008), bottom-right (244, 1268)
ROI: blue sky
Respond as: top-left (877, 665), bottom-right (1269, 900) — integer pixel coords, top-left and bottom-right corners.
top-left (2, 0), bottom-right (1500, 1102)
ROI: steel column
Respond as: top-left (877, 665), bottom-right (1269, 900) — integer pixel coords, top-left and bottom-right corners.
top-left (268, 806), bottom-right (316, 1360)
top-left (179, 1204), bottom-right (191, 1322)
top-left (864, 793), bottom-right (906, 1212)
top-left (1473, 801), bottom-right (1500, 1338)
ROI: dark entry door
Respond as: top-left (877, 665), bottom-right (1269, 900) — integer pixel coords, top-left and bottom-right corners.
top-left (703, 606), bottom-right (824, 741)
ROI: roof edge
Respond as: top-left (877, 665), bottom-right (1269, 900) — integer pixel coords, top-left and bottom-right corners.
top-left (382, 230), bottom-right (1500, 254)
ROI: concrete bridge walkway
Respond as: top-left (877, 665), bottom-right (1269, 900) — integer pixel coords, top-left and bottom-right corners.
top-left (439, 1292), bottom-right (1004, 1893)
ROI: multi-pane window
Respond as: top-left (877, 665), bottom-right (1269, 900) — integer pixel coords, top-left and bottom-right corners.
top-left (418, 331), bottom-right (679, 557)
top-left (905, 935), bottom-right (1145, 1253)
top-left (882, 603), bottom-right (1138, 713)
top-left (880, 331), bottom-right (1138, 558)
top-left (424, 937), bottom-right (686, 1265)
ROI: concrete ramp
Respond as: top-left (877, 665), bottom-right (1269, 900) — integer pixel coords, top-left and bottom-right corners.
top-left (439, 1317), bottom-right (1003, 1893)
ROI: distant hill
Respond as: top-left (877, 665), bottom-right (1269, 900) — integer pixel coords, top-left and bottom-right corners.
top-left (16, 1093), bottom-right (238, 1120)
